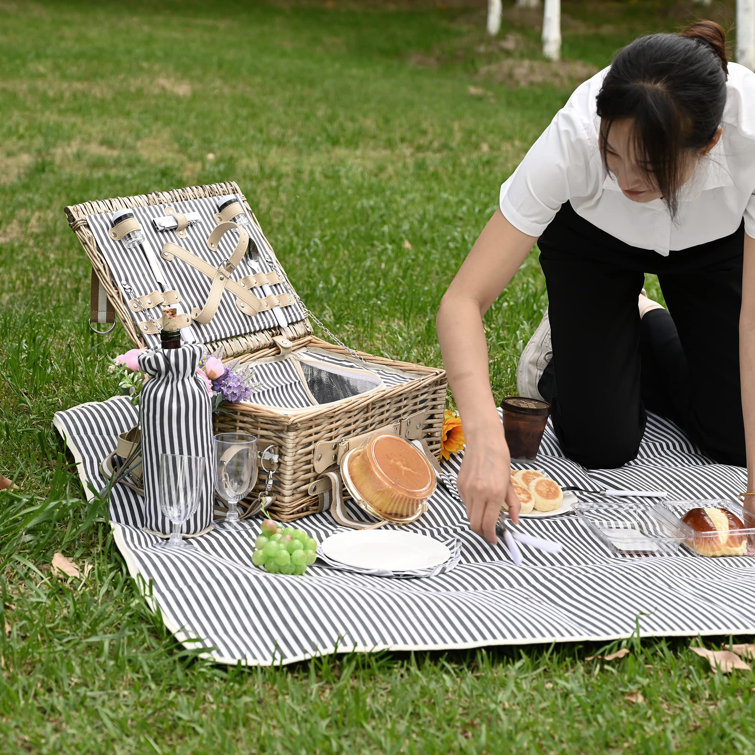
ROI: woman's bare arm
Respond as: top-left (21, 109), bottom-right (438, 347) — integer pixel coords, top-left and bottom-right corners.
top-left (437, 209), bottom-right (538, 543)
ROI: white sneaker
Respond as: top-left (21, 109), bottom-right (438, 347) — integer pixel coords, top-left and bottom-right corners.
top-left (516, 310), bottom-right (552, 402)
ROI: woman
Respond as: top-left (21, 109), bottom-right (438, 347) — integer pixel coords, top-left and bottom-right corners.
top-left (436, 20), bottom-right (755, 544)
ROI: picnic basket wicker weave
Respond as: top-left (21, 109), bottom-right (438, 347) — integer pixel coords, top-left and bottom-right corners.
top-left (65, 181), bottom-right (446, 522)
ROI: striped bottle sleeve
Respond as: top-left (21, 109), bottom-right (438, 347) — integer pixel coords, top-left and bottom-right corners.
top-left (138, 345), bottom-right (214, 535)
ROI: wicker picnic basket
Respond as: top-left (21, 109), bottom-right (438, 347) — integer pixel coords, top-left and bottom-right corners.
top-left (65, 181), bottom-right (446, 522)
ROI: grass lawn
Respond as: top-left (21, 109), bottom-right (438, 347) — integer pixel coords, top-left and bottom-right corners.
top-left (1, 0), bottom-right (753, 751)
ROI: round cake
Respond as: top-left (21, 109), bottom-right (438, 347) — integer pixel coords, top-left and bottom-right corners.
top-left (681, 506), bottom-right (747, 557)
top-left (347, 434), bottom-right (436, 519)
top-left (511, 478), bottom-right (535, 515)
top-left (529, 476), bottom-right (563, 512)
top-left (512, 469), bottom-right (545, 489)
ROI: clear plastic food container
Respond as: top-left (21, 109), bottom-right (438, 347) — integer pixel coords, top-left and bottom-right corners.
top-left (575, 501), bottom-right (683, 557)
top-left (576, 500), bottom-right (755, 558)
top-left (342, 434), bottom-right (436, 522)
top-left (650, 500), bottom-right (755, 558)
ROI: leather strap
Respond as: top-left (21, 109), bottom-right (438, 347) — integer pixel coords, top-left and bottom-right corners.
top-left (215, 201), bottom-right (244, 224)
top-left (138, 312), bottom-right (192, 335)
top-left (165, 205), bottom-right (189, 239)
top-left (238, 271), bottom-right (283, 289)
top-left (109, 216), bottom-right (141, 241)
top-left (312, 411), bottom-right (431, 473)
top-left (128, 289), bottom-right (181, 313)
top-left (206, 221), bottom-right (248, 270)
top-left (162, 226), bottom-right (295, 324)
top-left (309, 472), bottom-right (388, 530)
top-left (89, 272), bottom-right (116, 333)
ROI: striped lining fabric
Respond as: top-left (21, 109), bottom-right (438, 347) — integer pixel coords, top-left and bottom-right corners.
top-left (243, 347), bottom-right (416, 411)
top-left (54, 397), bottom-right (755, 666)
top-left (86, 195), bottom-right (306, 348)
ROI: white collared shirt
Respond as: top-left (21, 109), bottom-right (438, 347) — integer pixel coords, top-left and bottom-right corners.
top-left (499, 62), bottom-right (755, 255)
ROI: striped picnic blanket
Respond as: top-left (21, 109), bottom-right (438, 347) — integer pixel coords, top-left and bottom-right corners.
top-left (54, 396), bottom-right (755, 666)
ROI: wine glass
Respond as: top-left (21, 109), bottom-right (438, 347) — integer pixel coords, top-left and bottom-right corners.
top-left (158, 453), bottom-right (204, 549)
top-left (214, 432), bottom-right (258, 528)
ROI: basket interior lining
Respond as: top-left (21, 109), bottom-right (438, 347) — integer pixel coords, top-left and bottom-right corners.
top-left (243, 347), bottom-right (419, 411)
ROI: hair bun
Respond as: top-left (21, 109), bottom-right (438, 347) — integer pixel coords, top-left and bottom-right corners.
top-left (681, 19), bottom-right (728, 75)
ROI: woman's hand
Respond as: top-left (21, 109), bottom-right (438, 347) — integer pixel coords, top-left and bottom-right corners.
top-left (457, 423), bottom-right (521, 544)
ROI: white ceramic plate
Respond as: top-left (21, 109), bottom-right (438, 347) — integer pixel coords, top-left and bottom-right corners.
top-left (518, 490), bottom-right (577, 519)
top-left (319, 530), bottom-right (451, 571)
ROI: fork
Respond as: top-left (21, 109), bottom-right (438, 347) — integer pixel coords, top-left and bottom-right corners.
top-left (496, 512), bottom-right (563, 566)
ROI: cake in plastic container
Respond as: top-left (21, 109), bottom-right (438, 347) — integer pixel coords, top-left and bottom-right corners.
top-left (346, 433), bottom-right (436, 520)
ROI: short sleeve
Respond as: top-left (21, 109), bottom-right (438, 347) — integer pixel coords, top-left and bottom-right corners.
top-left (499, 70), bottom-right (607, 238)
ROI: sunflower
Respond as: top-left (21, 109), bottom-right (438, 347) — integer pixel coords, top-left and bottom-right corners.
top-left (441, 410), bottom-right (465, 461)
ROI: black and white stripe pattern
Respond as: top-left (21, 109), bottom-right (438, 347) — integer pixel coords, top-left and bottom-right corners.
top-left (86, 195), bottom-right (306, 348)
top-left (244, 348), bottom-right (416, 411)
top-left (54, 397), bottom-right (755, 666)
top-left (138, 345), bottom-right (215, 535)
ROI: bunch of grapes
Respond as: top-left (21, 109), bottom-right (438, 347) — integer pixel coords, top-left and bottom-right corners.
top-left (252, 519), bottom-right (318, 575)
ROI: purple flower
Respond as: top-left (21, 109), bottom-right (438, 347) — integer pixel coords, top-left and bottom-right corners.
top-left (212, 369), bottom-right (251, 404)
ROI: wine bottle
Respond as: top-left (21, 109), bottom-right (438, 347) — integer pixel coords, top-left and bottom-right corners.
top-left (160, 307), bottom-right (182, 350)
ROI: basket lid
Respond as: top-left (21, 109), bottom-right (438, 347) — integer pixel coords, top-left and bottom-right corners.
top-left (65, 181), bottom-right (313, 358)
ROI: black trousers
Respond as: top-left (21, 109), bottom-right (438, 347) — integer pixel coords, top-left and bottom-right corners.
top-left (536, 202), bottom-right (745, 468)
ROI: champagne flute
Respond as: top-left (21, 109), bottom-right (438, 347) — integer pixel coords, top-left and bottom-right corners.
top-left (158, 453), bottom-right (203, 549)
top-left (214, 432), bottom-right (258, 528)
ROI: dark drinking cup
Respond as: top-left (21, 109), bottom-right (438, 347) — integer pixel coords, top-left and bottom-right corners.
top-left (501, 396), bottom-right (551, 461)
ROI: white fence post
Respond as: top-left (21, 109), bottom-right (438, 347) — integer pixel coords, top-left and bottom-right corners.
top-left (542, 0), bottom-right (561, 61)
top-left (487, 0), bottom-right (502, 35)
top-left (738, 0), bottom-right (755, 71)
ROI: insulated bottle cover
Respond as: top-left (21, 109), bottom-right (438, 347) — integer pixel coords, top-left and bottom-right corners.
top-left (138, 344), bottom-right (214, 535)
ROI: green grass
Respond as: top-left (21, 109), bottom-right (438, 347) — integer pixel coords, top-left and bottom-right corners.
top-left (1, 0), bottom-right (753, 752)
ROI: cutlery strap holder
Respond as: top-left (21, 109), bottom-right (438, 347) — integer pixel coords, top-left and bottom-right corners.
top-left (162, 223), bottom-right (296, 325)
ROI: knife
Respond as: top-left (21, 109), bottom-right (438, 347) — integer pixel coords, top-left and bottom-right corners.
top-left (110, 210), bottom-right (197, 344)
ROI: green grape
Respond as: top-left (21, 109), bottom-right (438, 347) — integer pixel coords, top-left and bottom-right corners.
top-left (274, 549), bottom-right (291, 567)
top-left (252, 522), bottom-right (318, 575)
top-left (260, 519), bottom-right (279, 536)
top-left (262, 541), bottom-right (280, 560)
top-left (291, 549), bottom-right (308, 566)
top-left (252, 550), bottom-right (266, 566)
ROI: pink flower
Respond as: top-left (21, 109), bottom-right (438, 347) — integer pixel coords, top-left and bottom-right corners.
top-left (203, 356), bottom-right (225, 380)
top-left (196, 368), bottom-right (213, 395)
top-left (115, 348), bottom-right (147, 372)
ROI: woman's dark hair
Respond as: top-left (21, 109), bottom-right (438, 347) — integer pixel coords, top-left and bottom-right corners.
top-left (596, 20), bottom-right (728, 217)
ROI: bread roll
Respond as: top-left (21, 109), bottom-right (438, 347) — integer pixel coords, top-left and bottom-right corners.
top-left (529, 476), bottom-right (563, 512)
top-left (511, 479), bottom-right (535, 515)
top-left (681, 506), bottom-right (747, 557)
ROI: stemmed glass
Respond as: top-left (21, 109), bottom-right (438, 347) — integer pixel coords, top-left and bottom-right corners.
top-left (158, 453), bottom-right (204, 549)
top-left (214, 432), bottom-right (258, 528)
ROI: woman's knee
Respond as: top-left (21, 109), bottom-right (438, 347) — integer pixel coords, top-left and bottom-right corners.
top-left (554, 416), bottom-right (643, 469)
